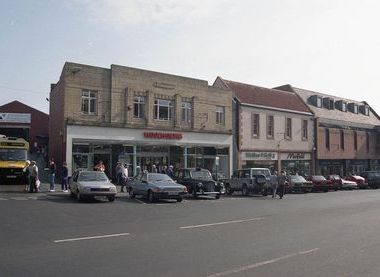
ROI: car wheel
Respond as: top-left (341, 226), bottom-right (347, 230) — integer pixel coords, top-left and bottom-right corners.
top-left (108, 196), bottom-right (115, 202)
top-left (129, 188), bottom-right (135, 199)
top-left (225, 184), bottom-right (233, 195)
top-left (177, 197), bottom-right (183, 202)
top-left (215, 193), bottom-right (220, 200)
top-left (242, 185), bottom-right (249, 196)
top-left (148, 190), bottom-right (155, 203)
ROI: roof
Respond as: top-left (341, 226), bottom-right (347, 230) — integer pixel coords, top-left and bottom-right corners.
top-left (0, 100), bottom-right (48, 117)
top-left (216, 77), bottom-right (312, 114)
top-left (274, 85), bottom-right (380, 127)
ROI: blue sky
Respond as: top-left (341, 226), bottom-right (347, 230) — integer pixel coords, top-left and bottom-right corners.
top-left (1, 0), bottom-right (379, 114)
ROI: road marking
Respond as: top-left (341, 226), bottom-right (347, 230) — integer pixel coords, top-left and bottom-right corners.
top-left (133, 198), bottom-right (146, 204)
top-left (10, 197), bottom-right (28, 200)
top-left (54, 232), bottom-right (130, 243)
top-left (0, 197), bottom-right (8, 200)
top-left (179, 217), bottom-right (263, 229)
top-left (207, 248), bottom-right (319, 277)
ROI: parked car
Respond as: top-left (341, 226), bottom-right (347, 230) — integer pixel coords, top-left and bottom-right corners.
top-left (340, 179), bottom-right (358, 190)
top-left (127, 173), bottom-right (187, 202)
top-left (288, 175), bottom-right (313, 193)
top-left (359, 171), bottom-right (380, 189)
top-left (224, 168), bottom-right (269, 196)
top-left (345, 175), bottom-right (368, 189)
top-left (174, 168), bottom-right (222, 199)
top-left (307, 175), bottom-right (333, 192)
top-left (326, 175), bottom-right (343, 190)
top-left (70, 170), bottom-right (117, 202)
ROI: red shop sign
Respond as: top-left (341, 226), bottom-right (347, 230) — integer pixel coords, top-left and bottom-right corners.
top-left (143, 132), bottom-right (183, 140)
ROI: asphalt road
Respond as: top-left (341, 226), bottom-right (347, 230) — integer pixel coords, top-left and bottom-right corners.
top-left (1, 189), bottom-right (380, 277)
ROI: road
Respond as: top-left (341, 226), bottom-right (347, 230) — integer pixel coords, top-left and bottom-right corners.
top-left (1, 189), bottom-right (380, 276)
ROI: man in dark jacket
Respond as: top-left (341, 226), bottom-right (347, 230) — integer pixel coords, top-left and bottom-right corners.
top-left (49, 158), bottom-right (56, 192)
top-left (61, 162), bottom-right (69, 192)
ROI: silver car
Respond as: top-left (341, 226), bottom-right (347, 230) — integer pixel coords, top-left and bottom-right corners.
top-left (128, 173), bottom-right (187, 202)
top-left (70, 170), bottom-right (117, 202)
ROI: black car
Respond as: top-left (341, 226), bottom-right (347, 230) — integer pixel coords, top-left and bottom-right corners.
top-left (359, 171), bottom-right (380, 189)
top-left (174, 168), bottom-right (222, 199)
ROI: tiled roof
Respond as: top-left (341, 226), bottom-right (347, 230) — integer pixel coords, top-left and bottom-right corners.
top-left (275, 85), bottom-right (380, 127)
top-left (218, 78), bottom-right (312, 114)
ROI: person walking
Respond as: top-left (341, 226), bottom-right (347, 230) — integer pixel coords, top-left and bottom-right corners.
top-left (270, 171), bottom-right (278, 198)
top-left (61, 162), bottom-right (69, 192)
top-left (161, 165), bottom-right (167, 174)
top-left (49, 158), bottom-right (56, 192)
top-left (120, 163), bottom-right (129, 192)
top-left (277, 170), bottom-right (288, 199)
top-left (115, 162), bottom-right (123, 187)
top-left (166, 165), bottom-right (174, 179)
top-left (151, 164), bottom-right (158, 173)
top-left (94, 160), bottom-right (105, 172)
top-left (29, 161), bottom-right (39, 193)
top-left (23, 160), bottom-right (31, 192)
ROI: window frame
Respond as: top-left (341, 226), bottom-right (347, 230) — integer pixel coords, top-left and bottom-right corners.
top-left (133, 96), bottom-right (146, 119)
top-left (325, 128), bottom-right (330, 150)
top-left (285, 117), bottom-right (292, 139)
top-left (251, 113), bottom-right (260, 138)
top-left (354, 131), bottom-right (358, 151)
top-left (154, 99), bottom-right (173, 121)
top-left (81, 90), bottom-right (97, 115)
top-left (302, 119), bottom-right (308, 140)
top-left (215, 106), bottom-right (225, 125)
top-left (340, 130), bottom-right (345, 150)
top-left (266, 115), bottom-right (274, 139)
top-left (181, 101), bottom-right (192, 124)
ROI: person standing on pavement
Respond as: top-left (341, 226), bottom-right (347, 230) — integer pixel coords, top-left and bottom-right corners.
top-left (151, 164), bottom-right (158, 173)
top-left (115, 162), bottom-right (123, 187)
top-left (61, 162), bottom-right (69, 192)
top-left (270, 171), bottom-right (278, 198)
top-left (120, 163), bottom-right (129, 192)
top-left (29, 161), bottom-right (39, 193)
top-left (23, 160), bottom-right (31, 192)
top-left (94, 160), bottom-right (105, 172)
top-left (49, 158), bottom-right (56, 192)
top-left (277, 170), bottom-right (288, 199)
top-left (166, 165), bottom-right (174, 179)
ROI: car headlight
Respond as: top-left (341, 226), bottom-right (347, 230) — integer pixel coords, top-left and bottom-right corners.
top-left (197, 182), bottom-right (203, 187)
top-left (109, 187), bottom-right (116, 192)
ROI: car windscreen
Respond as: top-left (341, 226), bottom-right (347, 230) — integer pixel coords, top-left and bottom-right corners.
top-left (313, 175), bottom-right (326, 181)
top-left (252, 169), bottom-right (270, 178)
top-left (290, 175), bottom-right (307, 182)
top-left (78, 172), bottom-right (108, 182)
top-left (0, 149), bottom-right (27, 161)
top-left (190, 170), bottom-right (212, 180)
top-left (147, 173), bottom-right (174, 183)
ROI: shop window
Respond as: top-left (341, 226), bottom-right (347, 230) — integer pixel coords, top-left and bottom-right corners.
top-left (325, 128), bottom-right (330, 150)
top-left (267, 115), bottom-right (274, 138)
top-left (154, 99), bottom-right (173, 121)
top-left (302, 119), bottom-right (308, 140)
top-left (216, 106), bottom-right (225, 125)
top-left (285, 118), bottom-right (292, 139)
top-left (181, 101), bottom-right (192, 123)
top-left (252, 113), bottom-right (260, 137)
top-left (133, 96), bottom-right (145, 118)
top-left (354, 131), bottom-right (358, 150)
top-left (81, 90), bottom-right (97, 115)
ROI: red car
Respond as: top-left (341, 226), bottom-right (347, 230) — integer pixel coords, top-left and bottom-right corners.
top-left (326, 175), bottom-right (342, 190)
top-left (345, 175), bottom-right (368, 189)
top-left (308, 175), bottom-right (333, 192)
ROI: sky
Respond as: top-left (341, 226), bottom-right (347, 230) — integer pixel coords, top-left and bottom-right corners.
top-left (0, 0), bottom-right (379, 114)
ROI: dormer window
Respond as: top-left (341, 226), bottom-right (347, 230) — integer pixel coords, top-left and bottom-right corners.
top-left (348, 103), bottom-right (358, 114)
top-left (342, 102), bottom-right (347, 112)
top-left (316, 97), bottom-right (322, 108)
top-left (335, 100), bottom-right (347, 112)
top-left (308, 95), bottom-right (323, 108)
top-left (323, 97), bottom-right (334, 110)
top-left (365, 106), bottom-right (370, 116)
top-left (359, 105), bottom-right (370, 116)
top-left (353, 105), bottom-right (358, 114)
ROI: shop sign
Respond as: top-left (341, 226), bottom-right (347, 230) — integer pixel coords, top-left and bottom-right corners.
top-left (244, 152), bottom-right (277, 161)
top-left (143, 132), bottom-right (183, 140)
top-left (282, 153), bottom-right (311, 160)
top-left (0, 113), bottom-right (31, 123)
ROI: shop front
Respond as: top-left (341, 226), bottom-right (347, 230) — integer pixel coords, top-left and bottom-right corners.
top-left (241, 151), bottom-right (278, 173)
top-left (67, 125), bottom-right (232, 180)
top-left (318, 160), bottom-right (344, 176)
top-left (280, 152), bottom-right (311, 176)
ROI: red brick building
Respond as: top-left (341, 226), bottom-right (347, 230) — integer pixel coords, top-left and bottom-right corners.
top-left (0, 101), bottom-right (49, 153)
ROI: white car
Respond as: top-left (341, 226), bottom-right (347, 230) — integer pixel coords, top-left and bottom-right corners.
top-left (70, 170), bottom-right (117, 202)
top-left (341, 179), bottom-right (358, 190)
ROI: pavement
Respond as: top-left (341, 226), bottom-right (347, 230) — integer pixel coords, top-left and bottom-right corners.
top-left (2, 188), bottom-right (380, 276)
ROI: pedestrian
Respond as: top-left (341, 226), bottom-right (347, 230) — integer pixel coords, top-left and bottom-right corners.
top-left (61, 162), bottom-right (69, 192)
top-left (120, 163), bottom-right (129, 192)
top-left (270, 171), bottom-right (278, 198)
top-left (277, 170), bottom-right (288, 199)
top-left (166, 165), bottom-right (174, 179)
top-left (94, 160), bottom-right (105, 172)
top-left (23, 160), bottom-right (31, 192)
top-left (115, 162), bottom-right (123, 186)
top-left (161, 165), bottom-right (167, 174)
top-left (29, 161), bottom-right (39, 193)
top-left (151, 164), bottom-right (158, 173)
top-left (49, 158), bottom-right (56, 192)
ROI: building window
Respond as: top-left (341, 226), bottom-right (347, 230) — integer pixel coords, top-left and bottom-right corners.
top-left (340, 130), bottom-right (344, 150)
top-left (353, 105), bottom-right (358, 114)
top-left (316, 97), bottom-right (322, 108)
top-left (216, 106), bottom-right (225, 125)
top-left (302, 119), bottom-right (308, 140)
top-left (81, 90), bottom-right (97, 115)
top-left (342, 102), bottom-right (347, 112)
top-left (285, 118), bottom-right (292, 139)
top-left (181, 101), bottom-right (192, 123)
top-left (366, 132), bottom-right (370, 152)
top-left (251, 113), bottom-right (260, 137)
top-left (325, 128), bottom-right (330, 150)
top-left (267, 115), bottom-right (274, 138)
top-left (354, 131), bottom-right (358, 151)
top-left (133, 96), bottom-right (145, 118)
top-left (365, 106), bottom-right (370, 116)
top-left (154, 99), bottom-right (173, 121)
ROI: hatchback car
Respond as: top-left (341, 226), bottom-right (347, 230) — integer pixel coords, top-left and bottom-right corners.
top-left (70, 170), bottom-right (117, 202)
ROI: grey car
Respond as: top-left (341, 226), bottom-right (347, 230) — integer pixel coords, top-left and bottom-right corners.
top-left (70, 170), bottom-right (117, 202)
top-left (128, 173), bottom-right (187, 202)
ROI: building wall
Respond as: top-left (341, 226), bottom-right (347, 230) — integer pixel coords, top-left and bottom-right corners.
top-left (239, 106), bottom-right (314, 152)
top-left (317, 126), bottom-right (378, 160)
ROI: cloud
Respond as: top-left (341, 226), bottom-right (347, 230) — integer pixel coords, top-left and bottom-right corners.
top-left (70, 0), bottom-right (232, 26)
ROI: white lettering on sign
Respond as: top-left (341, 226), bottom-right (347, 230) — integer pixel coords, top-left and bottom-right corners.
top-left (281, 153), bottom-right (311, 160)
top-left (0, 113), bottom-right (31, 123)
top-left (244, 152), bottom-right (277, 161)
